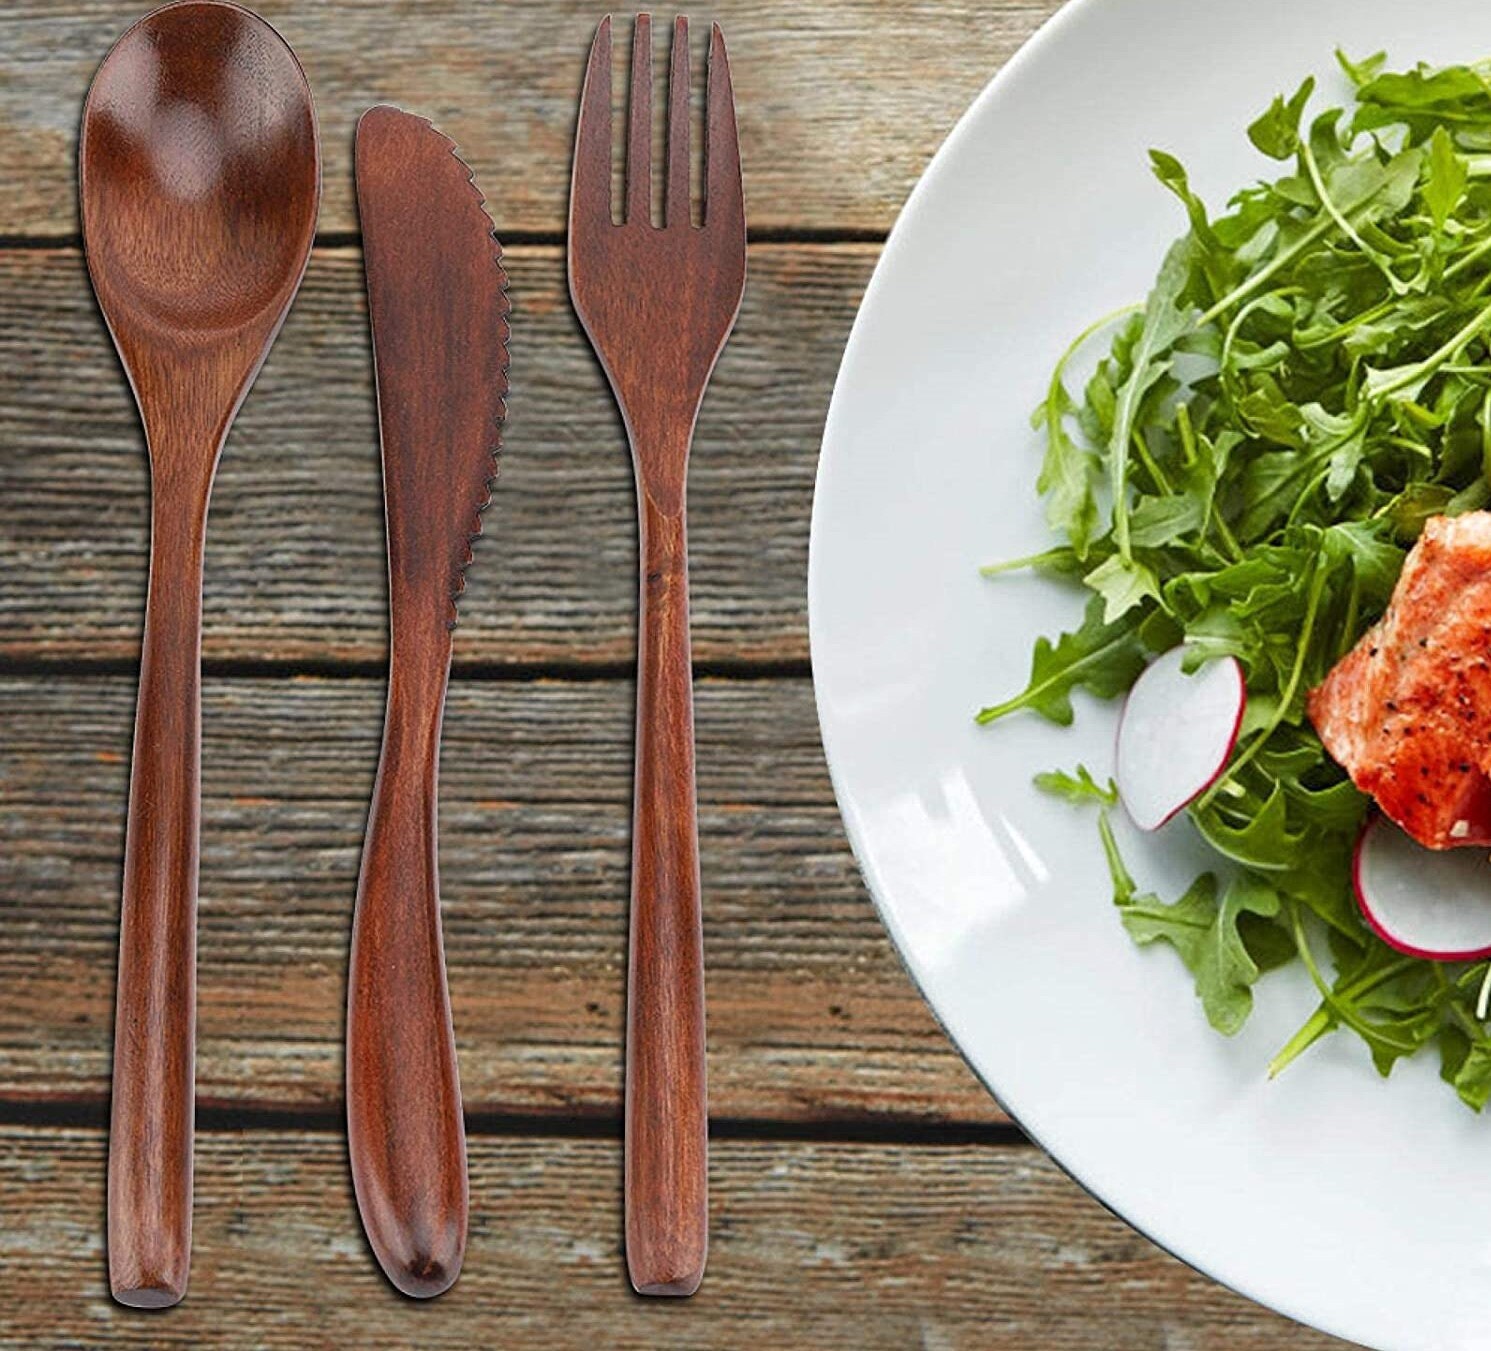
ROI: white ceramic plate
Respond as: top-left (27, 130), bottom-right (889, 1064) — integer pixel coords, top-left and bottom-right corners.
top-left (809, 3), bottom-right (1491, 1347)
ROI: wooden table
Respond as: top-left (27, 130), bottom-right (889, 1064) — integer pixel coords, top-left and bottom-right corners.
top-left (0, 3), bottom-right (1353, 1345)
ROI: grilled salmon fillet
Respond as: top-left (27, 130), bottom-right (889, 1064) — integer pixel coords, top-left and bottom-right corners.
top-left (1308, 512), bottom-right (1491, 849)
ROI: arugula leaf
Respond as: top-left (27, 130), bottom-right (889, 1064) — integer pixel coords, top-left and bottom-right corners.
top-left (1320, 521), bottom-right (1405, 607)
top-left (1150, 150), bottom-right (1232, 299)
top-left (1127, 492), bottom-right (1206, 547)
top-left (1108, 240), bottom-right (1197, 558)
top-left (1239, 910), bottom-right (1298, 973)
top-left (980, 546), bottom-right (1086, 580)
top-left (1081, 553), bottom-right (1160, 623)
top-left (1033, 765), bottom-right (1118, 806)
top-left (1445, 1031), bottom-right (1491, 1111)
top-left (1120, 871), bottom-right (1283, 1035)
top-left (1351, 57), bottom-right (1491, 140)
top-left (1150, 150), bottom-right (1215, 244)
top-left (1425, 125), bottom-right (1469, 231)
top-left (976, 596), bottom-right (1148, 726)
top-left (1098, 817), bottom-right (1287, 1035)
top-left (1248, 77), bottom-right (1316, 159)
top-left (1336, 49), bottom-right (1386, 88)
top-left (1033, 353), bottom-right (1101, 557)
top-left (1192, 784), bottom-right (1309, 871)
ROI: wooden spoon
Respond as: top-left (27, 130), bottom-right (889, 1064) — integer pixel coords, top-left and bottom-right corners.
top-left (80, 0), bottom-right (319, 1308)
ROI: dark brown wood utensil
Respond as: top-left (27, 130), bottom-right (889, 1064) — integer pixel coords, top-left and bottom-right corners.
top-left (347, 105), bottom-right (509, 1300)
top-left (567, 14), bottom-right (747, 1297)
top-left (79, 0), bottom-right (319, 1308)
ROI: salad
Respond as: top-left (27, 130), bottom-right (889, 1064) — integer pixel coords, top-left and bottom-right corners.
top-left (980, 52), bottom-right (1491, 1109)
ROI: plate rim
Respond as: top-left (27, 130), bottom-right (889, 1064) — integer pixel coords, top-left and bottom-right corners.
top-left (805, 1), bottom-right (1380, 1344)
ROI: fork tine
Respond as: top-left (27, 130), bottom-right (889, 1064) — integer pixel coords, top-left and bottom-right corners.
top-left (571, 15), bottom-right (613, 225)
top-left (626, 14), bottom-right (653, 226)
top-left (705, 23), bottom-right (743, 233)
top-left (666, 17), bottom-right (690, 227)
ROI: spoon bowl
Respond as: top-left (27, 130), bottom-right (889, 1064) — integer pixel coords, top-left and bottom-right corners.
top-left (79, 0), bottom-right (318, 1308)
top-left (82, 1), bottom-right (318, 345)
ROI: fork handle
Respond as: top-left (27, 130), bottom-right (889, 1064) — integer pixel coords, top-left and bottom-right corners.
top-left (626, 491), bottom-right (708, 1297)
top-left (108, 487), bottom-right (206, 1308)
top-left (347, 655), bottom-right (468, 1299)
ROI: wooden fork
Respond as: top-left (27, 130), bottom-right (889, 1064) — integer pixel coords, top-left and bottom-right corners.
top-left (567, 12), bottom-right (746, 1298)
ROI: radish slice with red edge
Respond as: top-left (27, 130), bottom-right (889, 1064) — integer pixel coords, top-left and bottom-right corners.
top-left (1353, 815), bottom-right (1491, 961)
top-left (1115, 647), bottom-right (1245, 831)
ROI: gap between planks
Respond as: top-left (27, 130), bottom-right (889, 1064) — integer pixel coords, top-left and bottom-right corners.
top-left (0, 1096), bottom-right (1029, 1148)
top-left (0, 227), bottom-right (892, 250)
top-left (0, 656), bottom-right (814, 682)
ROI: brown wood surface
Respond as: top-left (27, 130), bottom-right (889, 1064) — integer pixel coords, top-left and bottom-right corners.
top-left (0, 1125), bottom-right (1350, 1350)
top-left (78, 0), bottom-right (322, 1307)
top-left (0, 0), bottom-right (1063, 237)
top-left (569, 15), bottom-right (747, 1295)
top-left (0, 242), bottom-right (863, 666)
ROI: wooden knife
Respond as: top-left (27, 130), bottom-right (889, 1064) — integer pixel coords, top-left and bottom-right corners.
top-left (347, 104), bottom-right (509, 1299)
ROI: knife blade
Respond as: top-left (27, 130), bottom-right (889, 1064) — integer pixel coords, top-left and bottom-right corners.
top-left (347, 104), bottom-right (509, 1299)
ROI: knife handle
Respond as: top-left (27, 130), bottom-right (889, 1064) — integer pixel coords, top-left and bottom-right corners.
top-left (347, 660), bottom-right (467, 1299)
top-left (108, 491), bottom-right (206, 1308)
top-left (626, 492), bottom-right (708, 1297)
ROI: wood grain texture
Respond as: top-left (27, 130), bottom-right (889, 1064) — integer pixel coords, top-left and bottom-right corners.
top-left (569, 14), bottom-right (749, 1296)
top-left (79, 1), bottom-right (321, 1307)
top-left (0, 243), bottom-right (869, 666)
top-left (0, 673), bottom-right (1003, 1125)
top-left (0, 1124), bottom-right (1352, 1349)
top-left (0, 0), bottom-right (1064, 237)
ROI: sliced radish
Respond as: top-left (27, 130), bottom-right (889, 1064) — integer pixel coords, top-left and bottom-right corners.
top-left (1115, 647), bottom-right (1246, 831)
top-left (1354, 815), bottom-right (1491, 961)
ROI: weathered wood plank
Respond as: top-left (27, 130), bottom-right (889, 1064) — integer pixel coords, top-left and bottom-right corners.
top-left (0, 0), bottom-right (1064, 237)
top-left (0, 243), bottom-right (866, 666)
top-left (0, 1124), bottom-right (1349, 1349)
top-left (0, 673), bottom-right (1002, 1124)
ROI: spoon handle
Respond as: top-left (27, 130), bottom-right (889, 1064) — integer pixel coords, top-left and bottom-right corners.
top-left (625, 494), bottom-right (708, 1297)
top-left (347, 655), bottom-right (467, 1299)
top-left (108, 496), bottom-right (206, 1308)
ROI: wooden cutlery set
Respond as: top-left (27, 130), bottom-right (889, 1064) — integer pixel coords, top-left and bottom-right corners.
top-left (80, 1), bottom-right (744, 1309)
